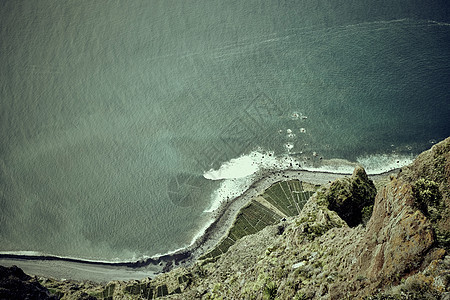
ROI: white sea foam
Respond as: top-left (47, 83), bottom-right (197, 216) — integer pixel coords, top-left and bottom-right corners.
top-left (427, 20), bottom-right (450, 27)
top-left (304, 154), bottom-right (414, 175)
top-left (202, 149), bottom-right (417, 213)
top-left (301, 161), bottom-right (356, 174)
top-left (0, 251), bottom-right (43, 256)
top-left (356, 153), bottom-right (414, 174)
top-left (203, 178), bottom-right (251, 212)
top-left (0, 251), bottom-right (146, 264)
top-left (203, 155), bottom-right (259, 180)
top-left (203, 150), bottom-right (302, 182)
top-left (285, 143), bottom-right (294, 150)
top-left (202, 150), bottom-right (306, 212)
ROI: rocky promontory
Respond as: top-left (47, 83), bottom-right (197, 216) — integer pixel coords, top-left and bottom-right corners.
top-left (1, 137), bottom-right (449, 299)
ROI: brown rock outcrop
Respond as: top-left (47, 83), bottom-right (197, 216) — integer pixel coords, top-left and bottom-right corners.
top-left (352, 178), bottom-right (435, 297)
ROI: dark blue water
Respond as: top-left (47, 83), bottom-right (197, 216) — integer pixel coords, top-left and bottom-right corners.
top-left (0, 0), bottom-right (449, 261)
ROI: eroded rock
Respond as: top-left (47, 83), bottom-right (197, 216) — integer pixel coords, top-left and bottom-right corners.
top-left (321, 165), bottom-right (377, 227)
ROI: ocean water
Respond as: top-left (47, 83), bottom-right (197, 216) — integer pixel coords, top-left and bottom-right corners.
top-left (0, 1), bottom-right (449, 262)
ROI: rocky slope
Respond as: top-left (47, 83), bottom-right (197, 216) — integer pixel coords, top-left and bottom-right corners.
top-left (2, 137), bottom-right (449, 299)
top-left (0, 265), bottom-right (58, 300)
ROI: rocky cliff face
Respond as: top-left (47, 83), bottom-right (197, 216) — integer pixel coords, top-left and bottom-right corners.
top-left (0, 265), bottom-right (58, 300)
top-left (3, 138), bottom-right (450, 299)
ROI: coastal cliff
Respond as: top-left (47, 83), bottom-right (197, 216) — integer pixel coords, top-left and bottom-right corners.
top-left (2, 137), bottom-right (449, 299)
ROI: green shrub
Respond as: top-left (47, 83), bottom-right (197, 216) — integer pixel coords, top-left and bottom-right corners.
top-left (361, 205), bottom-right (374, 226)
top-left (413, 178), bottom-right (442, 215)
top-left (263, 281), bottom-right (278, 300)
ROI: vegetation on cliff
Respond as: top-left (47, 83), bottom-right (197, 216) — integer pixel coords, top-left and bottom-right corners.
top-left (403, 139), bottom-right (450, 251)
top-left (316, 165), bottom-right (376, 227)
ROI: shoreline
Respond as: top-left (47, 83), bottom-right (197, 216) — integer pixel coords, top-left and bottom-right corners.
top-left (0, 167), bottom-right (399, 282)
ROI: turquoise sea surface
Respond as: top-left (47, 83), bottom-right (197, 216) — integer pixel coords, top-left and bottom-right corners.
top-left (0, 1), bottom-right (449, 261)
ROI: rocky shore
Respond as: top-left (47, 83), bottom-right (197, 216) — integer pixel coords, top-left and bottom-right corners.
top-left (0, 167), bottom-right (392, 282)
top-left (1, 137), bottom-right (449, 299)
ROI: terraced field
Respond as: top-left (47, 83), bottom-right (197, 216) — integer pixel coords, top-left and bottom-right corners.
top-left (201, 179), bottom-right (317, 260)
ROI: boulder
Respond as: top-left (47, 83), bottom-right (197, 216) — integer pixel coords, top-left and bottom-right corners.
top-left (323, 165), bottom-right (376, 227)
